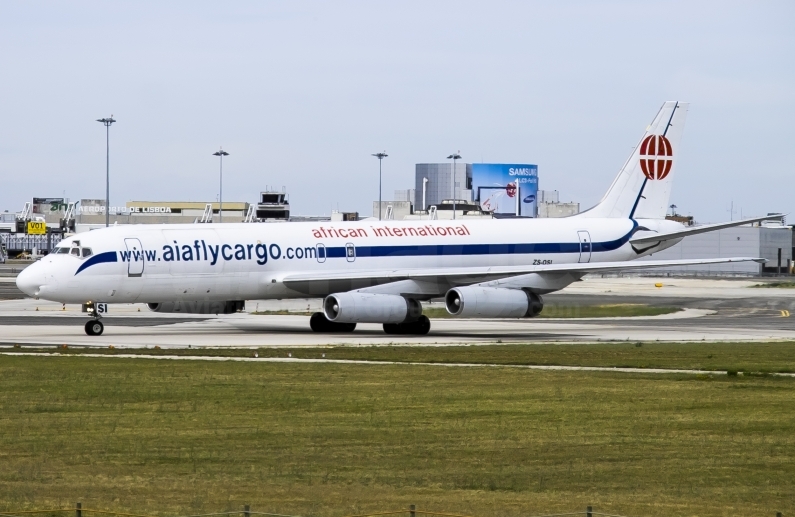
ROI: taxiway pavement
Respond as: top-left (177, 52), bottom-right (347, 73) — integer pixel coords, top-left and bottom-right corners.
top-left (0, 276), bottom-right (793, 347)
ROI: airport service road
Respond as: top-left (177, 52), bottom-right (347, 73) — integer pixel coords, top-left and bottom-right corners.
top-left (0, 277), bottom-right (793, 347)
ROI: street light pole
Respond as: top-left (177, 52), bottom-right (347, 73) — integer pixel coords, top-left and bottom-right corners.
top-left (447, 152), bottom-right (461, 220)
top-left (213, 148), bottom-right (229, 223)
top-left (96, 116), bottom-right (116, 227)
top-left (372, 152), bottom-right (388, 220)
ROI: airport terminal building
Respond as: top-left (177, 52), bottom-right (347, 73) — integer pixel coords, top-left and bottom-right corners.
top-left (74, 200), bottom-right (251, 231)
top-left (1, 189), bottom-right (792, 277)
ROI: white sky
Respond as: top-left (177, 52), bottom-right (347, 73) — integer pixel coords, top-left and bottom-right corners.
top-left (1, 1), bottom-right (793, 222)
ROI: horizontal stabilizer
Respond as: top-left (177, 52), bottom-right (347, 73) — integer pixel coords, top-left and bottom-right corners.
top-left (631, 214), bottom-right (786, 246)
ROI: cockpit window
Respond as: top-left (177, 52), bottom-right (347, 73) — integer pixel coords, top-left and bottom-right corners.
top-left (70, 248), bottom-right (80, 257)
top-left (55, 247), bottom-right (70, 254)
top-left (82, 248), bottom-right (93, 258)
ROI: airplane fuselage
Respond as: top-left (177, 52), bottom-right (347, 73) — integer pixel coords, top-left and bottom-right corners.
top-left (20, 217), bottom-right (682, 305)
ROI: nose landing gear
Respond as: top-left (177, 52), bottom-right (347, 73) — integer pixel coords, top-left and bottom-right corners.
top-left (85, 320), bottom-right (104, 336)
top-left (82, 301), bottom-right (105, 336)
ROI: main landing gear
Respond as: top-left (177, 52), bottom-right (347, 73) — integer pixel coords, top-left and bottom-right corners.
top-left (383, 315), bottom-right (431, 335)
top-left (308, 312), bottom-right (430, 335)
top-left (309, 312), bottom-right (356, 333)
top-left (83, 301), bottom-right (104, 336)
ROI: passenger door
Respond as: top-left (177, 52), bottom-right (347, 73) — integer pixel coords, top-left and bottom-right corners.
top-left (124, 238), bottom-right (145, 277)
top-left (577, 231), bottom-right (592, 263)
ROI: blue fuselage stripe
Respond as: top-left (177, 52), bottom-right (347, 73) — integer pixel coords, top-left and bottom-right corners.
top-left (72, 225), bottom-right (636, 273)
top-left (325, 228), bottom-right (634, 258)
top-left (75, 251), bottom-right (118, 275)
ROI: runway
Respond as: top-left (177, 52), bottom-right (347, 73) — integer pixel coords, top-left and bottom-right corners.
top-left (1, 276), bottom-right (794, 347)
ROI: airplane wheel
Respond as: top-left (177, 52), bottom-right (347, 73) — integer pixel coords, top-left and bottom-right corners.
top-left (85, 320), bottom-right (104, 336)
top-left (412, 315), bottom-right (431, 335)
top-left (383, 323), bottom-right (402, 335)
top-left (310, 312), bottom-right (356, 333)
top-left (383, 316), bottom-right (430, 335)
top-left (338, 322), bottom-right (357, 332)
top-left (309, 312), bottom-right (328, 332)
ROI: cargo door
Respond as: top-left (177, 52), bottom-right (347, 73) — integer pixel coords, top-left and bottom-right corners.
top-left (124, 238), bottom-right (145, 277)
top-left (577, 231), bottom-right (592, 263)
top-left (161, 229), bottom-right (223, 299)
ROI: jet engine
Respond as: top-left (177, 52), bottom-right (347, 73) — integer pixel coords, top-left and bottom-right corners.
top-left (147, 300), bottom-right (245, 314)
top-left (323, 292), bottom-right (421, 323)
top-left (445, 287), bottom-right (543, 318)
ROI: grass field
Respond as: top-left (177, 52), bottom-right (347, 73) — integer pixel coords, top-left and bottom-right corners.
top-left (15, 341), bottom-right (795, 373)
top-left (252, 304), bottom-right (681, 319)
top-left (1, 353), bottom-right (794, 517)
top-left (751, 281), bottom-right (795, 288)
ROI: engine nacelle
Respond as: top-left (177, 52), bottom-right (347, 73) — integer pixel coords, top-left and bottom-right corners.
top-left (147, 300), bottom-right (245, 314)
top-left (445, 287), bottom-right (543, 318)
top-left (323, 292), bottom-right (421, 324)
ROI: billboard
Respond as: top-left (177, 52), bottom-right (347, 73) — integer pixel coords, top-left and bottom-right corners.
top-left (32, 197), bottom-right (66, 214)
top-left (471, 164), bottom-right (538, 217)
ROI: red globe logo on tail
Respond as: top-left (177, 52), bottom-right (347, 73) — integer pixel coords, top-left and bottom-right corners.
top-left (639, 134), bottom-right (673, 180)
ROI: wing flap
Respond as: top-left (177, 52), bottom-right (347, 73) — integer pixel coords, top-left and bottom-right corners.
top-left (282, 257), bottom-right (764, 287)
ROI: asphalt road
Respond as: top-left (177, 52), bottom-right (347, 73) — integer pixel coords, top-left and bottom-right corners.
top-left (543, 292), bottom-right (795, 331)
top-left (545, 292), bottom-right (795, 311)
top-left (0, 283), bottom-right (24, 300)
top-left (0, 316), bottom-right (209, 327)
top-left (0, 263), bottom-right (29, 300)
top-left (1, 274), bottom-right (793, 346)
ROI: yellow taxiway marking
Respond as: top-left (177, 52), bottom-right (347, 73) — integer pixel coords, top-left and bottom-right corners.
top-left (781, 310), bottom-right (791, 317)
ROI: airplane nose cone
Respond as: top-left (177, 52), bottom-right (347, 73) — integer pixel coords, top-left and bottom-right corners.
top-left (16, 263), bottom-right (45, 298)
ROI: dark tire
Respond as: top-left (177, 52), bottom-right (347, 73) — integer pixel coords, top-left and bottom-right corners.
top-left (310, 313), bottom-right (356, 333)
top-left (384, 316), bottom-right (430, 335)
top-left (85, 320), bottom-right (104, 336)
top-left (338, 322), bottom-right (357, 332)
top-left (383, 323), bottom-right (401, 335)
top-left (412, 315), bottom-right (431, 335)
top-left (309, 312), bottom-right (328, 332)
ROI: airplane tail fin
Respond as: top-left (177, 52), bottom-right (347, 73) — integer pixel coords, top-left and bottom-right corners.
top-left (577, 101), bottom-right (688, 219)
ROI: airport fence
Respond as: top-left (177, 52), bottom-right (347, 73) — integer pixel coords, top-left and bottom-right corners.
top-left (0, 505), bottom-right (786, 517)
top-left (0, 233), bottom-right (63, 255)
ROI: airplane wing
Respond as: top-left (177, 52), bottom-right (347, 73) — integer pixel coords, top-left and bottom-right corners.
top-left (282, 256), bottom-right (764, 294)
top-left (630, 214), bottom-right (785, 246)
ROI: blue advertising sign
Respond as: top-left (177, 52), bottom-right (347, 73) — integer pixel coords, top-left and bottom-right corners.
top-left (471, 164), bottom-right (538, 217)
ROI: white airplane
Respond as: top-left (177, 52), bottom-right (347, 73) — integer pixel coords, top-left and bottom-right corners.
top-left (16, 102), bottom-right (781, 336)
